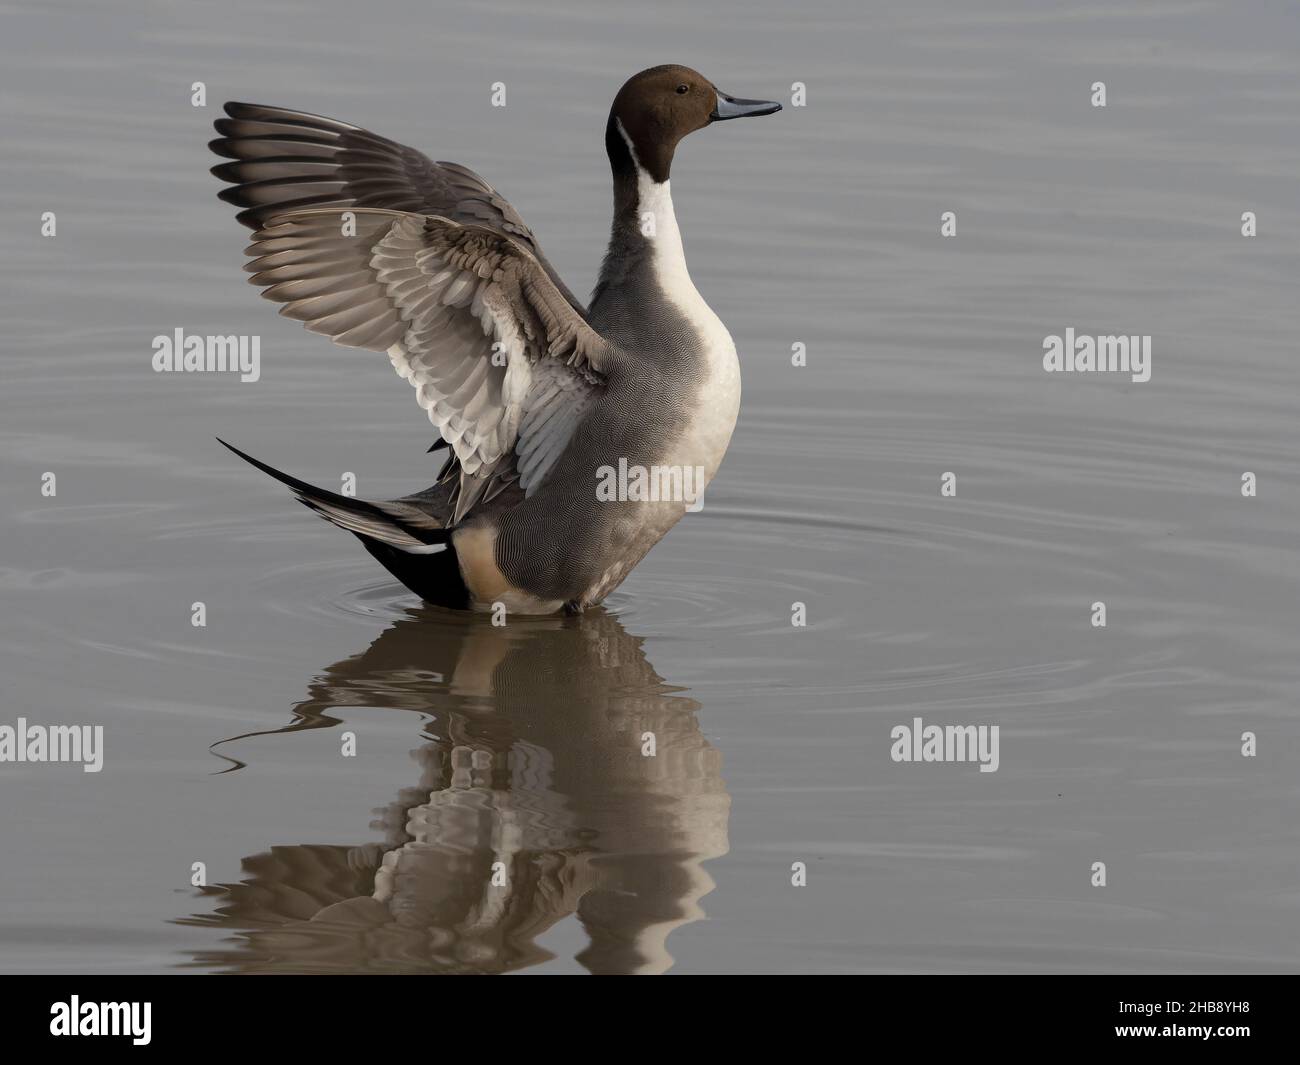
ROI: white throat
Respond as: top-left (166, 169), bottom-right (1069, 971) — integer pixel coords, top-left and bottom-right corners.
top-left (615, 120), bottom-right (731, 349)
top-left (615, 121), bottom-right (741, 486)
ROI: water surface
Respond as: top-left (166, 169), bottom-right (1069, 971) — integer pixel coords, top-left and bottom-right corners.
top-left (1, 0), bottom-right (1298, 973)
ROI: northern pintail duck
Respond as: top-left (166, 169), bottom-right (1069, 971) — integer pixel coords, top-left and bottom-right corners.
top-left (210, 65), bottom-right (780, 614)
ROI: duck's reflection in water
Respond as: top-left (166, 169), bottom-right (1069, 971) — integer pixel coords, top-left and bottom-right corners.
top-left (182, 607), bottom-right (729, 974)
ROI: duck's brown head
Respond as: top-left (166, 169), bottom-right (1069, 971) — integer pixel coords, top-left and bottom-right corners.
top-left (606, 64), bottom-right (781, 184)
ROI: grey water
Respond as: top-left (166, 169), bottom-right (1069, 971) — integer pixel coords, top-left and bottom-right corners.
top-left (1, 0), bottom-right (1298, 973)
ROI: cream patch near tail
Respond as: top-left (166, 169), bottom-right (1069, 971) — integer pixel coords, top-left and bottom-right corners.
top-left (452, 523), bottom-right (565, 615)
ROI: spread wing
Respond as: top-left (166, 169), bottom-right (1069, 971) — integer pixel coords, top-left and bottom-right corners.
top-left (210, 101), bottom-right (583, 311)
top-left (211, 104), bottom-right (613, 523)
top-left (240, 208), bottom-right (610, 522)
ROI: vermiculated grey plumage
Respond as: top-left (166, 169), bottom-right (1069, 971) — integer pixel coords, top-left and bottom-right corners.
top-left (209, 68), bottom-right (779, 613)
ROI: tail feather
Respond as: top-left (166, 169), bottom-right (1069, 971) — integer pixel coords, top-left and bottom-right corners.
top-left (217, 438), bottom-right (448, 551)
top-left (219, 438), bottom-right (470, 609)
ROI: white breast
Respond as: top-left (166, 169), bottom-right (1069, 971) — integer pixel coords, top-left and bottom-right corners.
top-left (633, 162), bottom-right (742, 486)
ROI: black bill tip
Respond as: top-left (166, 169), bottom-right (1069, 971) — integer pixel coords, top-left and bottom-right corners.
top-left (710, 93), bottom-right (783, 121)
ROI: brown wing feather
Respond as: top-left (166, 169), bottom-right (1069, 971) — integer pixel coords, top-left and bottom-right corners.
top-left (210, 101), bottom-right (584, 313)
top-left (241, 208), bottom-right (612, 523)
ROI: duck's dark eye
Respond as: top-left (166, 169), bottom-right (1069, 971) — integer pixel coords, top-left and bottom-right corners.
top-left (675, 84), bottom-right (689, 94)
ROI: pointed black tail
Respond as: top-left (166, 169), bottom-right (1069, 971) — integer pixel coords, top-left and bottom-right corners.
top-left (218, 439), bottom-right (469, 610)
